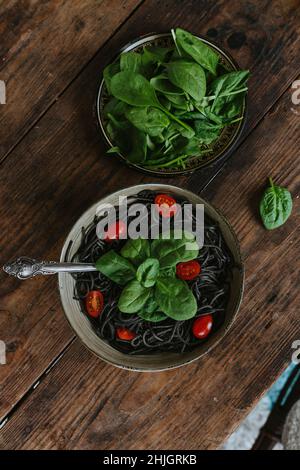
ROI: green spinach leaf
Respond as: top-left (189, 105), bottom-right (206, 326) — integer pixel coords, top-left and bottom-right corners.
top-left (209, 70), bottom-right (249, 112)
top-left (103, 62), bottom-right (120, 94)
top-left (151, 231), bottom-right (199, 267)
top-left (142, 46), bottom-right (172, 65)
top-left (212, 92), bottom-right (245, 119)
top-left (110, 71), bottom-right (160, 107)
top-left (127, 127), bottom-right (147, 163)
top-left (103, 98), bottom-right (128, 118)
top-left (126, 107), bottom-right (170, 136)
top-left (140, 294), bottom-right (158, 314)
top-left (260, 178), bottom-right (293, 230)
top-left (137, 294), bottom-right (167, 322)
top-left (175, 28), bottom-right (219, 75)
top-left (136, 258), bottom-right (160, 288)
top-left (138, 310), bottom-right (167, 322)
top-left (167, 60), bottom-right (206, 101)
top-left (96, 250), bottom-right (136, 285)
top-left (120, 51), bottom-right (142, 73)
top-left (120, 238), bottom-right (150, 265)
top-left (118, 280), bottom-right (151, 313)
top-left (150, 74), bottom-right (184, 96)
top-left (106, 120), bottom-right (130, 154)
top-left (194, 120), bottom-right (222, 144)
top-left (165, 93), bottom-right (189, 108)
top-left (155, 277), bottom-right (197, 320)
top-left (110, 71), bottom-right (195, 135)
top-left (103, 29), bottom-right (249, 171)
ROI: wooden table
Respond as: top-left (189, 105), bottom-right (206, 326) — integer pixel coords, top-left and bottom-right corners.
top-left (0, 0), bottom-right (299, 450)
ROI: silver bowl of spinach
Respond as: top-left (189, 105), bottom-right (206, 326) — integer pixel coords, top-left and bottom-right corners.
top-left (97, 29), bottom-right (249, 176)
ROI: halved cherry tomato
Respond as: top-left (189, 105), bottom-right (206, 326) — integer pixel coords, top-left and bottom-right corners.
top-left (192, 314), bottom-right (213, 339)
top-left (85, 290), bottom-right (104, 318)
top-left (155, 194), bottom-right (177, 218)
top-left (176, 260), bottom-right (201, 280)
top-left (116, 327), bottom-right (136, 341)
top-left (104, 220), bottom-right (126, 242)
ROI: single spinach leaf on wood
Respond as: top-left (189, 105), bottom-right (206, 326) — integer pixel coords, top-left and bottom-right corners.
top-left (259, 178), bottom-right (293, 230)
top-left (167, 60), bottom-right (206, 101)
top-left (175, 28), bottom-right (219, 75)
top-left (126, 107), bottom-right (170, 136)
top-left (120, 238), bottom-right (150, 265)
top-left (118, 280), bottom-right (151, 313)
top-left (155, 277), bottom-right (197, 320)
top-left (96, 250), bottom-right (136, 285)
top-left (136, 258), bottom-right (160, 288)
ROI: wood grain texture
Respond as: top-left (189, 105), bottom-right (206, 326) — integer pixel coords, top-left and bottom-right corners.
top-left (0, 79), bottom-right (299, 449)
top-left (0, 0), bottom-right (143, 160)
top-left (0, 0), bottom-right (299, 449)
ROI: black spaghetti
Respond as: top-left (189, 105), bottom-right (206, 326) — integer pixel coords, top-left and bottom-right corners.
top-left (66, 190), bottom-right (233, 354)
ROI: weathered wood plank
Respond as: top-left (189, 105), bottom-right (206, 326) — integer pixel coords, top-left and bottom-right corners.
top-left (0, 0), bottom-right (143, 160)
top-left (0, 70), bottom-right (299, 450)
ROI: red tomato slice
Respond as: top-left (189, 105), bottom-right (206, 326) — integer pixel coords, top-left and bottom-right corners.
top-left (85, 290), bottom-right (104, 318)
top-left (105, 220), bottom-right (126, 242)
top-left (192, 314), bottom-right (213, 339)
top-left (155, 194), bottom-right (177, 218)
top-left (176, 260), bottom-right (201, 280)
top-left (116, 327), bottom-right (136, 341)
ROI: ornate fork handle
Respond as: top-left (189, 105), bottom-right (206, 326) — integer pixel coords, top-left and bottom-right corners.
top-left (3, 257), bottom-right (96, 280)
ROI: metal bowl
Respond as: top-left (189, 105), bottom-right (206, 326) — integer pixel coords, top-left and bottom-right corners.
top-left (96, 33), bottom-right (247, 177)
top-left (59, 184), bottom-right (244, 372)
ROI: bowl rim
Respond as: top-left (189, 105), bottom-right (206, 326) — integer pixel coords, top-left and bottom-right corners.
top-left (96, 32), bottom-right (248, 177)
top-left (58, 183), bottom-right (245, 372)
